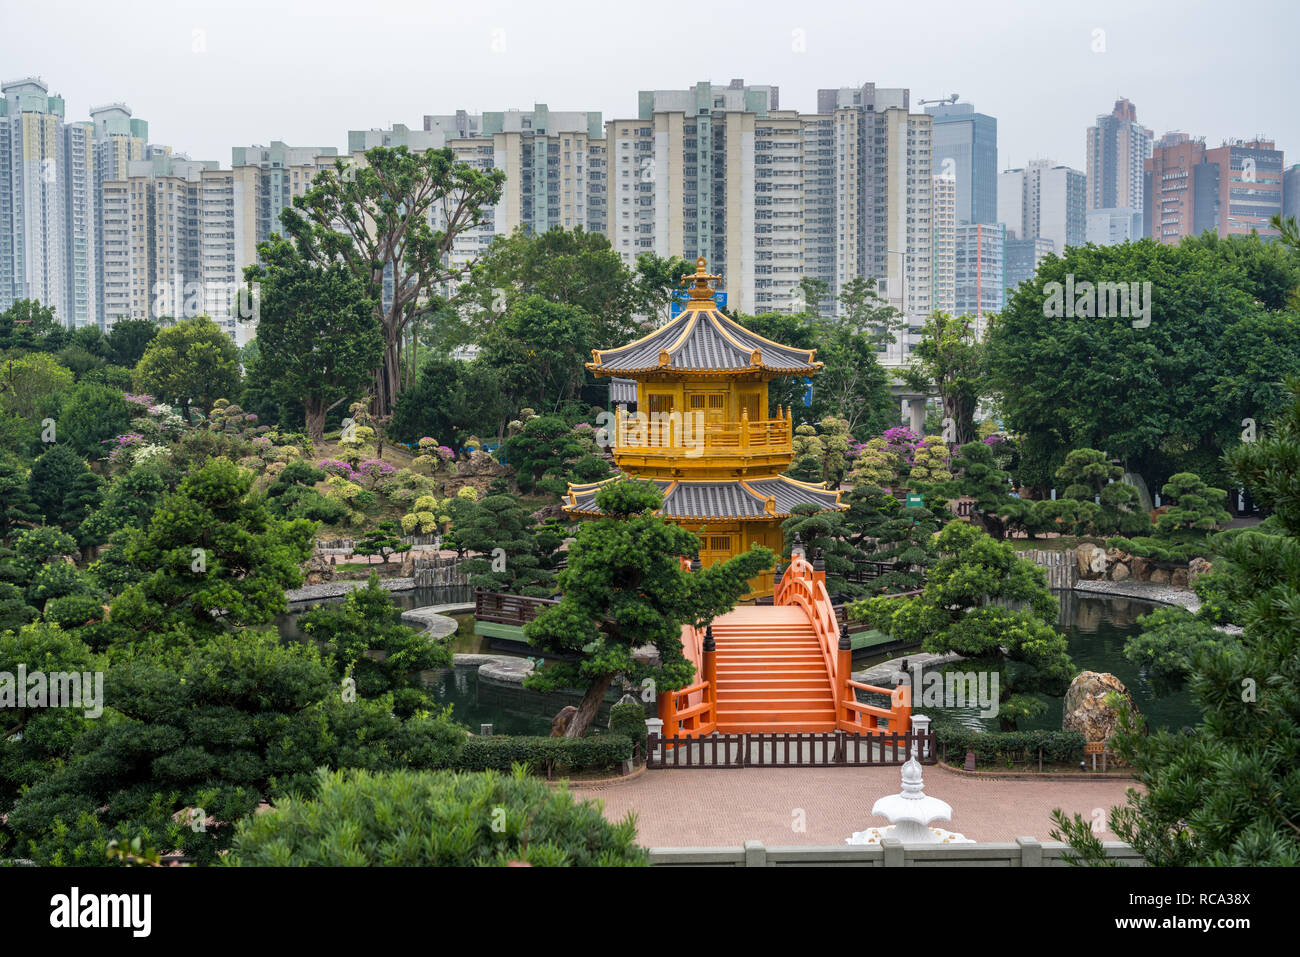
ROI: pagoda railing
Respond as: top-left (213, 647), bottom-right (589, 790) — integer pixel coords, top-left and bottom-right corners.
top-left (613, 408), bottom-right (792, 458)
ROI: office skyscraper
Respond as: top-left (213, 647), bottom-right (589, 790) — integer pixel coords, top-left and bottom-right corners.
top-left (926, 101), bottom-right (997, 225)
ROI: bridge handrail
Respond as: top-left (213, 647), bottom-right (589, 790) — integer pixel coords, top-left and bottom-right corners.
top-left (773, 552), bottom-right (840, 691)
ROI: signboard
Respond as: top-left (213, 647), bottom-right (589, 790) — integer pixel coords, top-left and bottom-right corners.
top-left (905, 493), bottom-right (924, 508)
top-left (1084, 742), bottom-right (1104, 754)
top-left (670, 290), bottom-right (726, 318)
top-left (802, 377), bottom-right (813, 407)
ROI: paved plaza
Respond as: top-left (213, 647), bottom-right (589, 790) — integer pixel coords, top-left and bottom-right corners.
top-left (591, 765), bottom-right (1137, 847)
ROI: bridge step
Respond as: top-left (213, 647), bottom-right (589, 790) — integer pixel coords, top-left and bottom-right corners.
top-left (706, 604), bottom-right (840, 733)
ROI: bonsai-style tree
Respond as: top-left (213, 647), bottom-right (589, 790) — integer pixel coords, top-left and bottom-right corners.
top-left (0, 460), bottom-right (40, 542)
top-left (786, 423), bottom-right (824, 483)
top-left (842, 482), bottom-right (944, 595)
top-left (1055, 448), bottom-right (1151, 536)
top-left (353, 521), bottom-right (411, 565)
top-left (817, 416), bottom-right (852, 488)
top-left (106, 457), bottom-right (316, 641)
top-left (524, 480), bottom-right (774, 738)
top-left (849, 521), bottom-right (1075, 730)
top-left (298, 573), bottom-right (450, 714)
top-left (1108, 471), bottom-right (1231, 562)
top-left (780, 504), bottom-right (859, 599)
top-left (454, 494), bottom-right (557, 597)
top-left (933, 440), bottom-right (1019, 539)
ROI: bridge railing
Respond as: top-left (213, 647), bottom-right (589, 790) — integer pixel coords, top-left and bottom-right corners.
top-left (658, 558), bottom-right (717, 739)
top-left (775, 552), bottom-right (912, 735)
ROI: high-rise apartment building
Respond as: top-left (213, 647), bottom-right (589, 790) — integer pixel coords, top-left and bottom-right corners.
top-left (0, 77), bottom-right (100, 326)
top-left (1203, 138), bottom-right (1284, 240)
top-left (1004, 236), bottom-right (1054, 300)
top-left (1144, 133), bottom-right (1285, 243)
top-left (926, 101), bottom-right (997, 225)
top-left (90, 103), bottom-right (148, 325)
top-left (931, 173), bottom-right (956, 315)
top-left (1143, 132), bottom-right (1214, 243)
top-left (231, 141), bottom-right (339, 244)
top-left (814, 84), bottom-right (932, 359)
top-left (1086, 98), bottom-right (1152, 233)
top-left (999, 158), bottom-right (1086, 255)
top-left (1285, 164), bottom-right (1300, 221)
top-left (1085, 207), bottom-right (1143, 245)
top-left (954, 222), bottom-right (1004, 334)
top-left (606, 81), bottom-right (794, 314)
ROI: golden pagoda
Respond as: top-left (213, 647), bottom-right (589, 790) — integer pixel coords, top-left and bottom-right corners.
top-left (565, 257), bottom-right (845, 597)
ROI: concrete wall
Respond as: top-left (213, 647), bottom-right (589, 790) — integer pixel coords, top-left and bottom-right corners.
top-left (650, 837), bottom-right (1144, 867)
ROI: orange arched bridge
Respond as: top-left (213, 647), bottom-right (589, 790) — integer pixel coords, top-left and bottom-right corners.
top-left (660, 552), bottom-right (912, 737)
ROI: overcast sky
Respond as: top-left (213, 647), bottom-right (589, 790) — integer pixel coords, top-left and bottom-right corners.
top-left (4, 0), bottom-right (1297, 173)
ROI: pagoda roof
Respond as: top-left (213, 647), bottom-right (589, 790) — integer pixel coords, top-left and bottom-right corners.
top-left (587, 258), bottom-right (821, 377)
top-left (565, 475), bottom-right (844, 521)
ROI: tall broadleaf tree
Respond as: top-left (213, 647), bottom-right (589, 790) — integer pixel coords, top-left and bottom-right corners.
top-left (133, 315), bottom-right (240, 423)
top-left (244, 238), bottom-right (384, 440)
top-left (278, 146), bottom-right (505, 416)
top-left (901, 312), bottom-right (985, 447)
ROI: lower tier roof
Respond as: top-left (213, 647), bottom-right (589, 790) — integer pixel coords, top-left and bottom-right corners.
top-left (565, 475), bottom-right (844, 520)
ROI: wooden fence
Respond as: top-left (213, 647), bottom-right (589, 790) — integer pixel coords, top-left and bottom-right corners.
top-left (646, 729), bottom-right (936, 769)
top-left (474, 589), bottom-right (559, 626)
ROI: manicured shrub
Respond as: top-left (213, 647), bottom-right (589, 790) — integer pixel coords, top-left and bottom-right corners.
top-left (608, 702), bottom-right (648, 757)
top-left (226, 766), bottom-right (648, 866)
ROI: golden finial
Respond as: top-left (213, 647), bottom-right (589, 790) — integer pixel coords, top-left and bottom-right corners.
top-left (681, 256), bottom-right (722, 302)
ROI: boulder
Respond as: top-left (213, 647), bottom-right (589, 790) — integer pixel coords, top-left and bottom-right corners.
top-left (550, 705), bottom-right (578, 737)
top-left (1062, 671), bottom-right (1139, 748)
top-left (399, 550), bottom-right (416, 577)
top-left (1188, 557), bottom-right (1213, 584)
top-left (1130, 556), bottom-right (1152, 581)
top-left (1110, 562), bottom-right (1130, 582)
top-left (1075, 544), bottom-right (1107, 578)
top-left (1170, 567), bottom-right (1190, 587)
top-left (1149, 567), bottom-right (1170, 585)
top-left (303, 551), bottom-right (334, 585)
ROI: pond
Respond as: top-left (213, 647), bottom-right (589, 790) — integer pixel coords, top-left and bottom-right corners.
top-left (898, 590), bottom-right (1200, 733)
top-left (274, 586), bottom-right (1202, 736)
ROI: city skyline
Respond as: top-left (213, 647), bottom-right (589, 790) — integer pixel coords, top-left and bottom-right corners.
top-left (2, 0), bottom-right (1296, 178)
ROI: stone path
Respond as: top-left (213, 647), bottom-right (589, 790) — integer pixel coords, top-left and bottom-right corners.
top-left (590, 764), bottom-right (1136, 847)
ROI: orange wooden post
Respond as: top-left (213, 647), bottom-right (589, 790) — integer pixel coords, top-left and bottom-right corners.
top-left (739, 409), bottom-right (750, 451)
top-left (702, 623), bottom-right (717, 729)
top-left (837, 623), bottom-right (854, 730)
top-left (893, 678), bottom-right (912, 735)
top-left (657, 688), bottom-right (676, 738)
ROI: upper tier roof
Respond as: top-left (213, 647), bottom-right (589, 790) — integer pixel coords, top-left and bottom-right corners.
top-left (587, 258), bottom-right (821, 377)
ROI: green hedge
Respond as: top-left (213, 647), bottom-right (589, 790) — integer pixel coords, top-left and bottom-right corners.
top-left (452, 734), bottom-right (633, 775)
top-left (920, 711), bottom-right (1086, 765)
